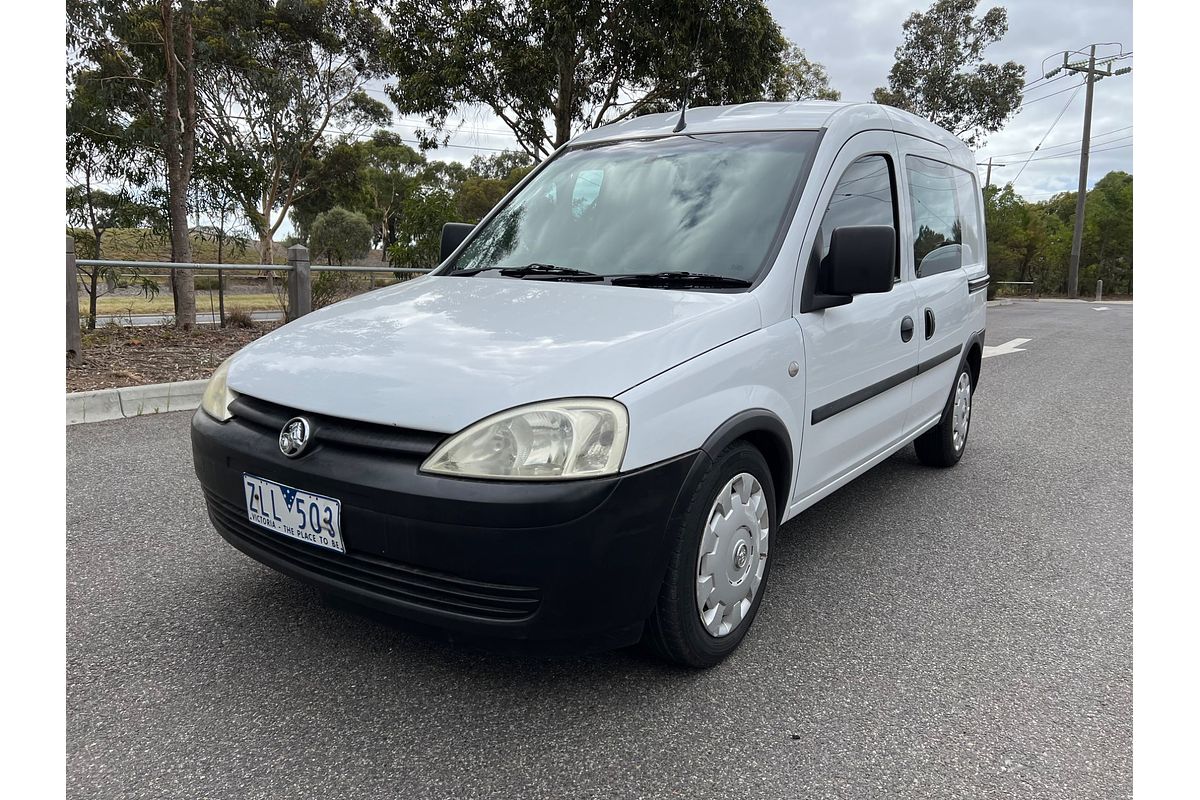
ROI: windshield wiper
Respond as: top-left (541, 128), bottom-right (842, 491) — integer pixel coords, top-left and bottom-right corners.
top-left (608, 271), bottom-right (752, 289)
top-left (455, 263), bottom-right (601, 280)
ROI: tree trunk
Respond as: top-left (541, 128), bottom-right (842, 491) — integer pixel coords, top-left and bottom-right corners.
top-left (161, 0), bottom-right (197, 328)
top-left (259, 229), bottom-right (276, 295)
top-left (167, 187), bottom-right (195, 325)
top-left (553, 45), bottom-right (575, 149)
top-left (554, 71), bottom-right (573, 148)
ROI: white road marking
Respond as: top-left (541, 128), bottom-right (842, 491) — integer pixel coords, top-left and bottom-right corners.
top-left (1094, 306), bottom-right (1109, 311)
top-left (982, 338), bottom-right (1032, 359)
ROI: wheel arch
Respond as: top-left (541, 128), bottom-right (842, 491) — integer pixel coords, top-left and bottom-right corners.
top-left (699, 409), bottom-right (793, 523)
top-left (961, 328), bottom-right (985, 389)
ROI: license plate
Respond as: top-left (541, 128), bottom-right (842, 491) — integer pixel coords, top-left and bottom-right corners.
top-left (242, 473), bottom-right (345, 553)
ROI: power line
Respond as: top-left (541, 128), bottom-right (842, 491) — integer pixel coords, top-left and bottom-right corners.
top-left (1019, 80), bottom-right (1088, 108)
top-left (982, 126), bottom-right (1132, 159)
top-left (1019, 48), bottom-right (1131, 98)
top-left (326, 126), bottom-right (519, 154)
top-left (1022, 72), bottom-right (1071, 94)
top-left (359, 85), bottom-right (521, 139)
top-left (1026, 142), bottom-right (1131, 162)
top-left (1009, 85), bottom-right (1082, 186)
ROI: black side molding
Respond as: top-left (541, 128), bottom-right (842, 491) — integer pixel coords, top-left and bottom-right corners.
top-left (810, 344), bottom-right (963, 425)
top-left (967, 274), bottom-right (990, 294)
top-left (811, 366), bottom-right (918, 425)
top-left (918, 343), bottom-right (962, 374)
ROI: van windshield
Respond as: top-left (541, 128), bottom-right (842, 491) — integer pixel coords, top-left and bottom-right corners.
top-left (445, 131), bottom-right (820, 285)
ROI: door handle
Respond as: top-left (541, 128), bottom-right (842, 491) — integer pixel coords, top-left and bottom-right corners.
top-left (900, 316), bottom-right (914, 342)
top-left (924, 308), bottom-right (936, 340)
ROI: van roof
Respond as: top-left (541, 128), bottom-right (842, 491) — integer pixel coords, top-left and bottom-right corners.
top-left (572, 101), bottom-right (969, 155)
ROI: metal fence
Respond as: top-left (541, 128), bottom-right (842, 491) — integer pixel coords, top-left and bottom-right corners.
top-left (993, 280), bottom-right (1037, 298)
top-left (67, 236), bottom-right (431, 363)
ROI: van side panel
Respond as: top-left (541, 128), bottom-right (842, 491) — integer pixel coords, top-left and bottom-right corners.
top-left (893, 133), bottom-right (988, 430)
top-left (617, 320), bottom-right (807, 520)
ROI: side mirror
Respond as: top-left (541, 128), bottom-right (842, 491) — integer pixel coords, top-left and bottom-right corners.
top-left (440, 222), bottom-right (474, 262)
top-left (800, 225), bottom-right (895, 313)
top-left (822, 225), bottom-right (895, 296)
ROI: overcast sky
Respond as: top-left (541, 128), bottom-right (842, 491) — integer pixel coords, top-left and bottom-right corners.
top-left (767, 0), bottom-right (1133, 199)
top-left (389, 0), bottom-right (1132, 205)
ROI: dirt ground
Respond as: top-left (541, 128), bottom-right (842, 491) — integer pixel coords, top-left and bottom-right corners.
top-left (67, 321), bottom-right (280, 392)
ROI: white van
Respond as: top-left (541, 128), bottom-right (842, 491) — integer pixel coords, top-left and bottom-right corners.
top-left (193, 102), bottom-right (988, 667)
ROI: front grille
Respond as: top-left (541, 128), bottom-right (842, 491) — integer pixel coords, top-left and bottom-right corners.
top-left (230, 395), bottom-right (445, 460)
top-left (205, 491), bottom-right (541, 622)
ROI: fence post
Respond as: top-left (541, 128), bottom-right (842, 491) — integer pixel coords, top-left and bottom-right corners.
top-left (66, 236), bottom-right (82, 365)
top-left (1095, 279), bottom-right (1103, 302)
top-left (286, 244), bottom-right (311, 321)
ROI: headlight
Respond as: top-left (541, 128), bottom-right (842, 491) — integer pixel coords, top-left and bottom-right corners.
top-left (200, 357), bottom-right (239, 422)
top-left (422, 399), bottom-right (629, 480)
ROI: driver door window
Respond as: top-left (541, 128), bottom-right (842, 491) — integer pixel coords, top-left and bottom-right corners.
top-left (814, 154), bottom-right (899, 280)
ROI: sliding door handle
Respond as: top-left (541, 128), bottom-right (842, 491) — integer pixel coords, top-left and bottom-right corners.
top-left (924, 308), bottom-right (936, 339)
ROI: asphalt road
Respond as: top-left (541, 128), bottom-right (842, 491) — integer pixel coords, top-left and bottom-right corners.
top-left (66, 300), bottom-right (1132, 799)
top-left (94, 310), bottom-right (284, 327)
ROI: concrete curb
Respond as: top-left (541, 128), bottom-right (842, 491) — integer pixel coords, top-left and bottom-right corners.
top-left (67, 379), bottom-right (208, 426)
top-left (1032, 298), bottom-right (1133, 305)
top-left (988, 297), bottom-right (1133, 306)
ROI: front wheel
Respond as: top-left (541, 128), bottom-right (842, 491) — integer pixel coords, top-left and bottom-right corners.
top-left (914, 363), bottom-right (974, 467)
top-left (644, 442), bottom-right (775, 668)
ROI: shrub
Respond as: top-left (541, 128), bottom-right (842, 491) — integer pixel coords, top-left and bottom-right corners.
top-left (226, 308), bottom-right (255, 328)
top-left (195, 275), bottom-right (221, 291)
top-left (310, 207), bottom-right (372, 266)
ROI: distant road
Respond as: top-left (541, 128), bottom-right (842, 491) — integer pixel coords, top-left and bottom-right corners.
top-left (94, 309), bottom-right (284, 327)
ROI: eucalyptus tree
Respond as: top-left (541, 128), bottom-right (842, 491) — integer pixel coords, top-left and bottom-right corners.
top-left (67, 0), bottom-right (201, 326)
top-left (872, 0), bottom-right (1024, 148)
top-left (290, 131), bottom-right (427, 251)
top-left (195, 0), bottom-right (391, 265)
top-left (382, 0), bottom-right (803, 159)
top-left (766, 44), bottom-right (841, 102)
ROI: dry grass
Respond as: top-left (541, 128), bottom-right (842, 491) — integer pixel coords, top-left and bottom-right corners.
top-left (73, 227), bottom-right (285, 265)
top-left (82, 292), bottom-right (282, 316)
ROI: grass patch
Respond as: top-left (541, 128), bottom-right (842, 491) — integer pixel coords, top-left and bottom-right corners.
top-left (71, 227), bottom-right (284, 265)
top-left (83, 292), bottom-right (282, 316)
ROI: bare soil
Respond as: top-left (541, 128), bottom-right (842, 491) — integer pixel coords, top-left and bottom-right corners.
top-left (67, 322), bottom-right (281, 393)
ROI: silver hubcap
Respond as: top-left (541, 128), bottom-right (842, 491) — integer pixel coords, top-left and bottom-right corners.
top-left (695, 472), bottom-right (770, 638)
top-left (952, 372), bottom-right (972, 452)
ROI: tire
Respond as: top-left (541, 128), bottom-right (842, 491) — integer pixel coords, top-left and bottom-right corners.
top-left (914, 361), bottom-right (974, 468)
top-left (645, 441), bottom-right (775, 668)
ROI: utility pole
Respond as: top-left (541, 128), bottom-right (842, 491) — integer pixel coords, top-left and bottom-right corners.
top-left (981, 157), bottom-right (1007, 188)
top-left (1053, 45), bottom-right (1131, 297)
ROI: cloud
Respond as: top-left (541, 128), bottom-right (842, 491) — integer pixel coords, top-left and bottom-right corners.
top-left (767, 0), bottom-right (1133, 198)
top-left (345, 0), bottom-right (1132, 211)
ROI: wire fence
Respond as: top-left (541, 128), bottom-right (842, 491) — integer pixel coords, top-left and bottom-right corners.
top-left (67, 240), bottom-right (433, 359)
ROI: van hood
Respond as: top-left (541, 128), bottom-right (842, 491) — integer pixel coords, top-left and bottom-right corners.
top-left (227, 276), bottom-right (761, 432)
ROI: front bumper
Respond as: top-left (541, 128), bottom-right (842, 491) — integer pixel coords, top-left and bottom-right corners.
top-left (191, 402), bottom-right (703, 652)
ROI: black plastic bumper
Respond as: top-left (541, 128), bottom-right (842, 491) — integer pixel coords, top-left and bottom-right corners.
top-left (191, 407), bottom-right (703, 652)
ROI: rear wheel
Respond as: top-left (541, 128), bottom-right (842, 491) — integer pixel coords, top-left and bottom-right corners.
top-left (914, 363), bottom-right (973, 467)
top-left (645, 442), bottom-right (774, 668)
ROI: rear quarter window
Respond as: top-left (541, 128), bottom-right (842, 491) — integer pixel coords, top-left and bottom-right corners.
top-left (906, 156), bottom-right (982, 277)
